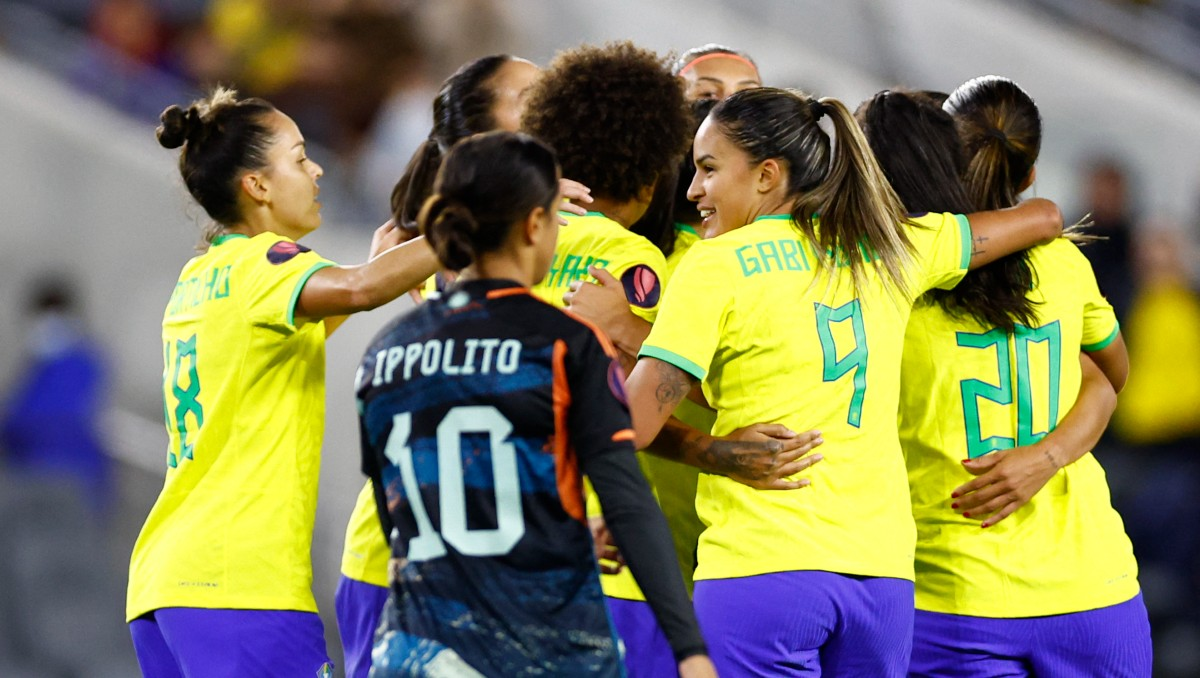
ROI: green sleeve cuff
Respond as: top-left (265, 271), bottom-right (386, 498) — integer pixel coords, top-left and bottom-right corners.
top-left (956, 213), bottom-right (972, 270)
top-left (287, 261), bottom-right (337, 328)
top-left (1082, 321), bottom-right (1121, 352)
top-left (638, 345), bottom-right (707, 381)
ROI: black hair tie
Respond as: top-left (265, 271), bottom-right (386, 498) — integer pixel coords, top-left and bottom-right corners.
top-left (809, 98), bottom-right (825, 121)
top-left (986, 128), bottom-right (1009, 145)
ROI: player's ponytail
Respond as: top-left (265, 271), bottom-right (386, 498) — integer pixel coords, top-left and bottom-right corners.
top-left (419, 131), bottom-right (559, 271)
top-left (945, 76), bottom-right (1041, 212)
top-left (711, 88), bottom-right (914, 298)
top-left (421, 195), bottom-right (481, 271)
top-left (157, 86), bottom-right (277, 242)
top-left (934, 76), bottom-right (1043, 331)
top-left (857, 89), bottom-right (1039, 331)
top-left (392, 55), bottom-right (517, 233)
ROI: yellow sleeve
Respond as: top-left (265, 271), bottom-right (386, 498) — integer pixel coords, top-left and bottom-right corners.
top-left (907, 212), bottom-right (972, 294)
top-left (605, 242), bottom-right (669, 323)
top-left (1056, 241), bottom-right (1121, 350)
top-left (639, 242), bottom-right (731, 380)
top-left (241, 238), bottom-right (335, 332)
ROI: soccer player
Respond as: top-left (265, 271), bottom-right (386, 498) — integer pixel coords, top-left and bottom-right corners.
top-left (862, 81), bottom-right (1149, 676)
top-left (619, 86), bottom-right (1065, 676)
top-left (127, 87), bottom-right (438, 677)
top-left (334, 53), bottom-right (595, 678)
top-left (519, 44), bottom-right (697, 676)
top-left (672, 44), bottom-right (762, 102)
top-left (523, 41), bottom-right (690, 321)
top-left (357, 130), bottom-right (715, 678)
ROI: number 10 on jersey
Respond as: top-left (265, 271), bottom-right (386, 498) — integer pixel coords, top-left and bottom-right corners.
top-left (384, 407), bottom-right (526, 562)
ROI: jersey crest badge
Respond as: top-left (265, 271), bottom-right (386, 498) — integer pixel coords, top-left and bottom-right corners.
top-left (620, 264), bottom-right (661, 308)
top-left (267, 241), bottom-right (311, 264)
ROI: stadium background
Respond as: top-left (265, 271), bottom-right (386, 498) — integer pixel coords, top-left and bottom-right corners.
top-left (0, 0), bottom-right (1197, 675)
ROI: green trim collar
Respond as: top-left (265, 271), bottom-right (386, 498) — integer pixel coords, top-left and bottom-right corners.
top-left (212, 233), bottom-right (250, 246)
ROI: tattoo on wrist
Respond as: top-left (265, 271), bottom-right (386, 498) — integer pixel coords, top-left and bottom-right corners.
top-left (696, 438), bottom-right (770, 478)
top-left (1043, 448), bottom-right (1061, 470)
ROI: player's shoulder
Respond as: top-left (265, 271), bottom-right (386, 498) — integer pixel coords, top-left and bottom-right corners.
top-left (500, 292), bottom-right (618, 359)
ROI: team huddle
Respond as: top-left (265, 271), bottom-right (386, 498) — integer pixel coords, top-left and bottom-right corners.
top-left (125, 39), bottom-right (1151, 678)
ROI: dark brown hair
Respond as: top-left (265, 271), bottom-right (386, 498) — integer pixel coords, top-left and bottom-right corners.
top-left (392, 55), bottom-right (519, 232)
top-left (419, 132), bottom-right (559, 271)
top-left (157, 87), bottom-right (277, 241)
top-left (521, 41), bottom-right (690, 205)
top-left (856, 88), bottom-right (1038, 330)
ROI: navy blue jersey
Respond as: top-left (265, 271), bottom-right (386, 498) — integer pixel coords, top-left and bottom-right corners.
top-left (356, 279), bottom-right (704, 677)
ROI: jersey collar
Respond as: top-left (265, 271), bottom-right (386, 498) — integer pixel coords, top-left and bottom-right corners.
top-left (211, 233), bottom-right (250, 246)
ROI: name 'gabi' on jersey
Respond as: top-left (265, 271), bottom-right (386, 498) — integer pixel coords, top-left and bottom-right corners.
top-left (364, 338), bottom-right (523, 386)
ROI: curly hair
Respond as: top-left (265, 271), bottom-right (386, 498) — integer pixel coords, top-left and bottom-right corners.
top-left (521, 42), bottom-right (690, 203)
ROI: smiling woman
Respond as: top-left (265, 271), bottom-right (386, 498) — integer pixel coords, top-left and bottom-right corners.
top-left (125, 86), bottom-right (438, 678)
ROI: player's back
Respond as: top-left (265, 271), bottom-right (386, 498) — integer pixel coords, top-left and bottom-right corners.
top-left (643, 212), bottom-right (970, 583)
top-left (901, 237), bottom-right (1138, 617)
top-left (357, 279), bottom-right (622, 677)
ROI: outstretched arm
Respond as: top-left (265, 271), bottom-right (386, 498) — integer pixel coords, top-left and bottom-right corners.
top-left (295, 235), bottom-right (439, 321)
top-left (965, 197), bottom-right (1062, 269)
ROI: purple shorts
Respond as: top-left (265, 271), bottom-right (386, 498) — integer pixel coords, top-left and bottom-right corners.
top-left (606, 597), bottom-right (676, 678)
top-left (693, 570), bottom-right (915, 677)
top-left (129, 607), bottom-right (333, 678)
top-left (335, 575), bottom-right (391, 678)
top-left (910, 592), bottom-right (1152, 677)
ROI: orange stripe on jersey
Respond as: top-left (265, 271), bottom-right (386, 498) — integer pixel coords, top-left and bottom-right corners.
top-left (486, 287), bottom-right (530, 299)
top-left (551, 339), bottom-right (585, 522)
top-left (611, 429), bottom-right (635, 442)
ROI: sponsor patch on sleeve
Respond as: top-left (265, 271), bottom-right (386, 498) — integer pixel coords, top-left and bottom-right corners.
top-left (607, 360), bottom-right (629, 406)
top-left (267, 240), bottom-right (311, 264)
top-left (620, 264), bottom-right (661, 308)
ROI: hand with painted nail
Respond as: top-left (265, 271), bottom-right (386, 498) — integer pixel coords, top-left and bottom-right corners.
top-left (951, 444), bottom-right (1063, 527)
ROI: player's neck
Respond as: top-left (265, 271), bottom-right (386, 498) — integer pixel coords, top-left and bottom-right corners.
top-left (586, 198), bottom-right (642, 229)
top-left (465, 254), bottom-right (535, 289)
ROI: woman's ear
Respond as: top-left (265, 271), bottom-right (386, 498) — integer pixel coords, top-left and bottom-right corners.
top-left (756, 158), bottom-right (784, 195)
top-left (1018, 166), bottom-right (1037, 193)
top-left (241, 171), bottom-right (269, 205)
top-left (523, 206), bottom-right (548, 245)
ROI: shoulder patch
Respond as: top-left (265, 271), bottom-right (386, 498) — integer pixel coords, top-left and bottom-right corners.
top-left (267, 241), bottom-right (311, 264)
top-left (620, 264), bottom-right (661, 308)
top-left (607, 360), bottom-right (628, 406)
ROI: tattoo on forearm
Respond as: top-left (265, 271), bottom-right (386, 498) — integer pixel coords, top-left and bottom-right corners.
top-left (696, 439), bottom-right (773, 478)
top-left (971, 235), bottom-right (989, 258)
top-left (653, 361), bottom-right (690, 414)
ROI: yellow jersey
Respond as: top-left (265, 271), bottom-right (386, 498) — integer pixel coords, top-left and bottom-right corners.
top-left (339, 482), bottom-right (391, 587)
top-left (531, 212), bottom-right (667, 322)
top-left (127, 232), bottom-right (335, 620)
top-left (641, 212), bottom-right (971, 582)
top-left (901, 237), bottom-right (1138, 617)
top-left (603, 224), bottom-right (714, 600)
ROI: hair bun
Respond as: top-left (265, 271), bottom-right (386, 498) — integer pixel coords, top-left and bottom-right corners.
top-left (157, 104), bottom-right (199, 149)
top-left (420, 195), bottom-right (480, 271)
